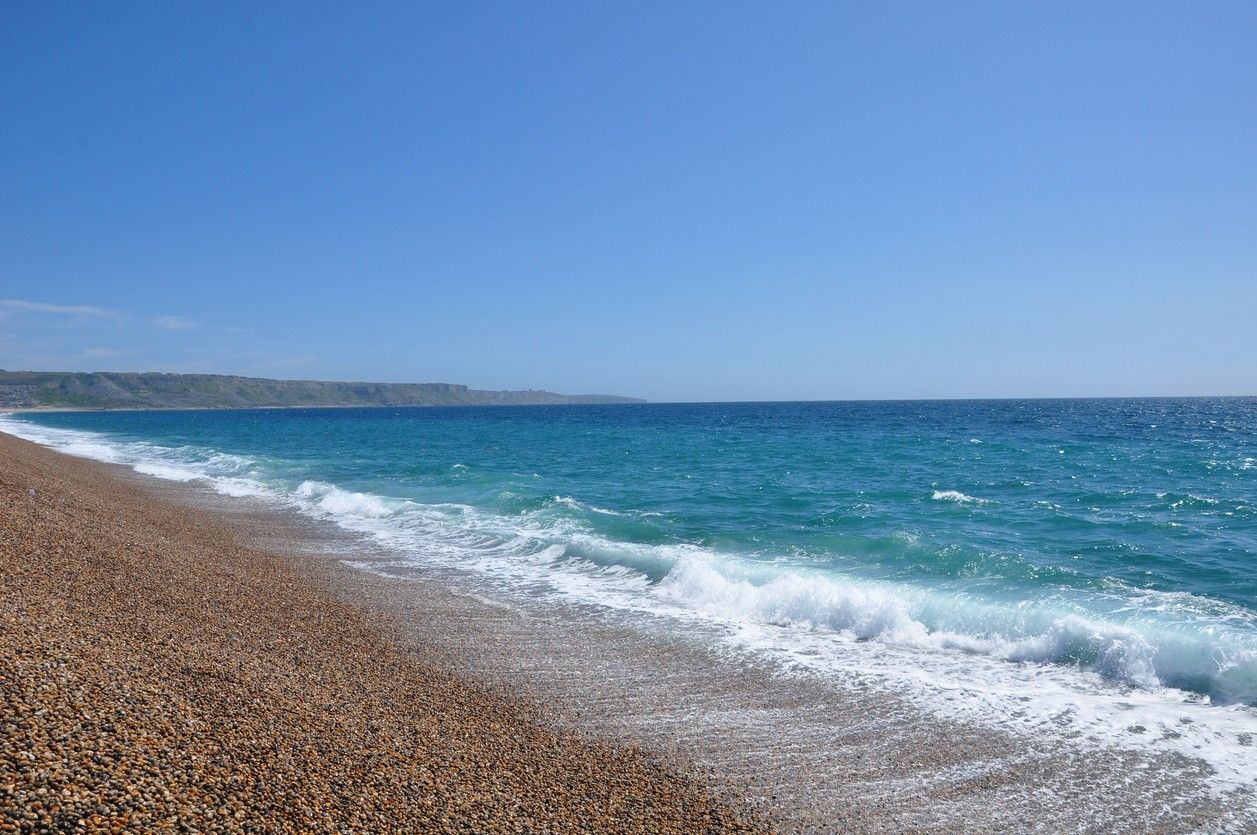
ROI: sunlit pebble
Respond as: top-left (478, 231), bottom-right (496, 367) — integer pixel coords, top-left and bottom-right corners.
top-left (1, 436), bottom-right (767, 835)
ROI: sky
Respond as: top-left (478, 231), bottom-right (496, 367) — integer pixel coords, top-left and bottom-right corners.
top-left (1, 2), bottom-right (1254, 402)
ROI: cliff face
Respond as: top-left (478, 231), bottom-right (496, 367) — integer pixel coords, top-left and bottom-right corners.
top-left (0, 384), bottom-right (37, 408)
top-left (0, 371), bottom-right (644, 409)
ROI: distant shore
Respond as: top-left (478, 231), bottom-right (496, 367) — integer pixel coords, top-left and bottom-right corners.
top-left (0, 401), bottom-right (648, 414)
top-left (0, 433), bottom-right (759, 833)
top-left (0, 369), bottom-right (644, 411)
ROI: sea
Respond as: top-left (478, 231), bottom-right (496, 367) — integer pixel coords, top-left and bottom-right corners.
top-left (3, 398), bottom-right (1255, 804)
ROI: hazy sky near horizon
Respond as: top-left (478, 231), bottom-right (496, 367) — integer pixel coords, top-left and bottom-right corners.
top-left (2, 2), bottom-right (1254, 401)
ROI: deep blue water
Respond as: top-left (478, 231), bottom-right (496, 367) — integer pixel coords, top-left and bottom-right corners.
top-left (5, 399), bottom-right (1256, 708)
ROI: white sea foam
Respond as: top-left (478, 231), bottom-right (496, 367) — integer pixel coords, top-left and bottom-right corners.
top-left (132, 462), bottom-right (204, 481)
top-left (296, 480), bottom-right (397, 518)
top-left (653, 554), bottom-right (1257, 696)
top-left (4, 412), bottom-right (1256, 796)
top-left (661, 557), bottom-right (929, 641)
top-left (553, 495), bottom-right (622, 516)
top-left (0, 414), bottom-right (271, 501)
top-left (931, 489), bottom-right (988, 504)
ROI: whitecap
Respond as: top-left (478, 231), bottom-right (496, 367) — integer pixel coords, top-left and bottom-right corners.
top-left (932, 490), bottom-right (989, 504)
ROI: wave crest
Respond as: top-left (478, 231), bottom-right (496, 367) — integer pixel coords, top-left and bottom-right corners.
top-left (932, 490), bottom-right (988, 504)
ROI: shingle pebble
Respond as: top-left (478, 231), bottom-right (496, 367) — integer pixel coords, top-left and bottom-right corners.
top-left (0, 433), bottom-right (769, 834)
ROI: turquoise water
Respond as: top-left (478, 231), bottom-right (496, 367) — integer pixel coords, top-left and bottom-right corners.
top-left (4, 400), bottom-right (1256, 715)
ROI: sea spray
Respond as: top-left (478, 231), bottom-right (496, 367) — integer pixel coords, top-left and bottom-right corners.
top-left (3, 398), bottom-right (1256, 789)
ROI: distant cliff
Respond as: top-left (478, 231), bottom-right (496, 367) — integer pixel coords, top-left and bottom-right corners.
top-left (0, 371), bottom-right (644, 410)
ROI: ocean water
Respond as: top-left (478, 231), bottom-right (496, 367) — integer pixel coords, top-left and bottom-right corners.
top-left (4, 399), bottom-right (1256, 790)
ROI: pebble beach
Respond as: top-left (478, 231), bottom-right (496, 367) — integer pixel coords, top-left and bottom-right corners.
top-left (0, 432), bottom-right (767, 833)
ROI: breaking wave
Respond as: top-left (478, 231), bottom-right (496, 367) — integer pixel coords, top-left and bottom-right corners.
top-left (4, 410), bottom-right (1257, 790)
top-left (932, 490), bottom-right (989, 504)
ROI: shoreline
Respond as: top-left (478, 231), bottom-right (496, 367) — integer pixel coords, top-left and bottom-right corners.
top-left (0, 433), bottom-right (763, 832)
top-left (0, 401), bottom-right (651, 414)
top-left (4, 427), bottom-right (1254, 832)
top-left (130, 465), bottom-right (1250, 834)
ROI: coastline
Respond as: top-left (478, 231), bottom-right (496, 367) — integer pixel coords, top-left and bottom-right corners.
top-left (0, 402), bottom-right (651, 414)
top-left (143, 474), bottom-right (1251, 834)
top-left (0, 433), bottom-right (762, 833)
top-left (3, 427), bottom-right (1253, 833)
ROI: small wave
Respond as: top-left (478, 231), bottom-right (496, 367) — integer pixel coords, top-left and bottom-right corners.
top-left (0, 422), bottom-right (128, 463)
top-left (932, 490), bottom-right (988, 504)
top-left (552, 495), bottom-right (624, 516)
top-left (5, 413), bottom-right (1252, 707)
top-left (0, 415), bottom-right (275, 500)
top-left (132, 462), bottom-right (204, 482)
top-left (1170, 493), bottom-right (1220, 509)
top-left (213, 478), bottom-right (273, 498)
top-left (296, 480), bottom-right (397, 518)
top-left (6, 409), bottom-right (1257, 800)
top-left (656, 555), bottom-right (1257, 703)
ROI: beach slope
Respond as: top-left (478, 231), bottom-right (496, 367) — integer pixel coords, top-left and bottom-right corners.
top-left (0, 433), bottom-right (761, 833)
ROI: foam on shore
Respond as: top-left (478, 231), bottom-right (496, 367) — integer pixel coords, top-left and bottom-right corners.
top-left (0, 431), bottom-right (762, 833)
top-left (3, 412), bottom-right (1255, 805)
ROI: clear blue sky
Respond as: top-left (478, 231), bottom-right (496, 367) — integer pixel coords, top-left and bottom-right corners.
top-left (2, 2), bottom-right (1254, 401)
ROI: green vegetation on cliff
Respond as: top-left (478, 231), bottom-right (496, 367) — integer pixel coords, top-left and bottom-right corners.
top-left (0, 371), bottom-right (643, 410)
